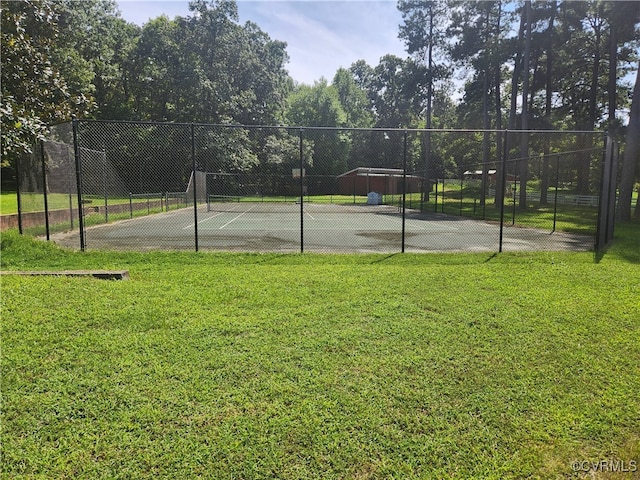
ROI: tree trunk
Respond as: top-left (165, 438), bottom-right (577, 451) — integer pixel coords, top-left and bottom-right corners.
top-left (616, 63), bottom-right (640, 221)
top-left (481, 69), bottom-right (490, 207)
top-left (493, 1), bottom-right (504, 207)
top-left (608, 19), bottom-right (618, 130)
top-left (423, 6), bottom-right (434, 204)
top-left (578, 13), bottom-right (604, 195)
top-left (519, 1), bottom-right (532, 209)
top-left (502, 7), bottom-right (526, 209)
top-left (541, 1), bottom-right (556, 205)
top-left (480, 9), bottom-right (491, 207)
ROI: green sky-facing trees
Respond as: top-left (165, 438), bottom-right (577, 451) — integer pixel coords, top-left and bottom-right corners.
top-left (1, 0), bottom-right (639, 215)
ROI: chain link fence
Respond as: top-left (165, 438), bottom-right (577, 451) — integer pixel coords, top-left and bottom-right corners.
top-left (12, 123), bottom-right (78, 237)
top-left (13, 120), bottom-right (615, 253)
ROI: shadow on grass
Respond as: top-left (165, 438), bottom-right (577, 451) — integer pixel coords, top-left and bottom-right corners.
top-left (595, 221), bottom-right (640, 264)
top-left (370, 253), bottom-right (400, 264)
top-left (484, 253), bottom-right (499, 263)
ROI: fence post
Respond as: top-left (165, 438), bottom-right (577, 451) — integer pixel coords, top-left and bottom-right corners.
top-left (459, 171), bottom-right (463, 216)
top-left (606, 140), bottom-right (619, 245)
top-left (596, 133), bottom-right (619, 251)
top-left (72, 118), bottom-right (86, 251)
top-left (552, 156), bottom-right (559, 232)
top-left (40, 140), bottom-right (50, 241)
top-left (191, 124), bottom-right (199, 252)
top-left (434, 180), bottom-right (438, 213)
top-left (482, 167), bottom-right (487, 220)
top-left (498, 130), bottom-right (509, 253)
top-left (353, 173), bottom-right (356, 204)
top-left (103, 149), bottom-right (108, 224)
top-left (512, 176), bottom-right (517, 226)
top-left (69, 194), bottom-right (74, 230)
top-left (299, 128), bottom-right (304, 253)
top-left (15, 152), bottom-right (23, 234)
top-left (402, 130), bottom-right (407, 253)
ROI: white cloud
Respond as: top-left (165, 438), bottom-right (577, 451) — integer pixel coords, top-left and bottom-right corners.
top-left (242, 1), bottom-right (406, 83)
top-left (116, 0), bottom-right (408, 84)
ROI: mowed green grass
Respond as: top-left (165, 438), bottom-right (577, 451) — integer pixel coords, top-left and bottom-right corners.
top-left (0, 191), bottom-right (171, 215)
top-left (1, 224), bottom-right (639, 479)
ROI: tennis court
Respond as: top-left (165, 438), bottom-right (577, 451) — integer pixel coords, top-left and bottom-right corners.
top-left (51, 201), bottom-right (594, 253)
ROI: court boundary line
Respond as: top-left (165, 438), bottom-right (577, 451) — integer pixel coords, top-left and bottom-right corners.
top-left (219, 204), bottom-right (257, 229)
top-left (182, 210), bottom-right (226, 230)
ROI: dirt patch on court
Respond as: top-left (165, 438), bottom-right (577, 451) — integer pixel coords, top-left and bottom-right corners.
top-left (356, 231), bottom-right (419, 241)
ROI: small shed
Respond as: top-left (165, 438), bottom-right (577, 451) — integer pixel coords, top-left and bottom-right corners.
top-left (336, 167), bottom-right (423, 196)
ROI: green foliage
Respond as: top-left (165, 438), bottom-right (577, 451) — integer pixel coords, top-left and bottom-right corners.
top-left (125, 0), bottom-right (290, 124)
top-left (0, 0), bottom-right (82, 166)
top-left (332, 68), bottom-right (373, 128)
top-left (3, 0), bottom-right (638, 195)
top-left (286, 80), bottom-right (347, 127)
top-left (261, 131), bottom-right (314, 168)
top-left (286, 81), bottom-right (351, 175)
top-left (371, 55), bottom-right (425, 128)
top-left (1, 0), bottom-right (292, 173)
top-left (53, 0), bottom-right (136, 118)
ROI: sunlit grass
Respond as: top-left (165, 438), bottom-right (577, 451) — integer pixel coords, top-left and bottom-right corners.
top-left (1, 223), bottom-right (638, 479)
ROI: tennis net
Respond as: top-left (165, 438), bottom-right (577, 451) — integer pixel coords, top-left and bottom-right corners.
top-left (206, 194), bottom-right (405, 214)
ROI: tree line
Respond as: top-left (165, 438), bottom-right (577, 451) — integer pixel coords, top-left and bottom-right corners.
top-left (1, 0), bottom-right (639, 217)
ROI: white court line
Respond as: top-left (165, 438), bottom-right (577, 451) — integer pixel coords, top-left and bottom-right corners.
top-left (200, 225), bottom-right (443, 232)
top-left (219, 204), bottom-right (257, 229)
top-left (304, 209), bottom-right (315, 220)
top-left (355, 212), bottom-right (459, 232)
top-left (405, 221), bottom-right (427, 230)
top-left (182, 210), bottom-right (226, 229)
top-left (405, 220), bottom-right (459, 231)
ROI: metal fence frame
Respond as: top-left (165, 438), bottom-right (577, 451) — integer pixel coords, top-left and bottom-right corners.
top-left (14, 120), bottom-right (618, 254)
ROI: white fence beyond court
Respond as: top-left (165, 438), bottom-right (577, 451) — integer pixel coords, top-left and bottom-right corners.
top-left (488, 189), bottom-right (599, 207)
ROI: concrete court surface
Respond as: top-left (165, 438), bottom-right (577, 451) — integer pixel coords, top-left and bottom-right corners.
top-left (51, 203), bottom-right (594, 253)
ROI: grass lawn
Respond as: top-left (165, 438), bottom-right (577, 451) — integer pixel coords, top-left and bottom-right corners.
top-left (0, 191), bottom-right (173, 216)
top-left (1, 223), bottom-right (639, 479)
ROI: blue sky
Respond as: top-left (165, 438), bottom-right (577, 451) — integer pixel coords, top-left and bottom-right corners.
top-left (116, 1), bottom-right (408, 85)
